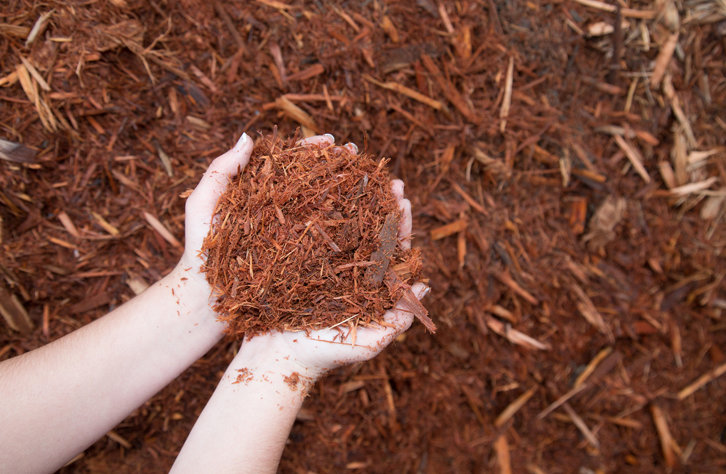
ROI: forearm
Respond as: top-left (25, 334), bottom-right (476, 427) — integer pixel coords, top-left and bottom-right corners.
top-left (171, 337), bottom-right (316, 474)
top-left (0, 265), bottom-right (225, 472)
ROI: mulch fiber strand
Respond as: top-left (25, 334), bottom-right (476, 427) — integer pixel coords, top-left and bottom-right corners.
top-left (201, 135), bottom-right (428, 338)
top-left (1, 0), bottom-right (725, 472)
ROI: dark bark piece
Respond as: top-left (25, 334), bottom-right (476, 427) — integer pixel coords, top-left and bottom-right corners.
top-left (364, 213), bottom-right (400, 287)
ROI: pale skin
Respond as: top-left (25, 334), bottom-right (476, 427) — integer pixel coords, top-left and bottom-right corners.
top-left (0, 133), bottom-right (427, 473)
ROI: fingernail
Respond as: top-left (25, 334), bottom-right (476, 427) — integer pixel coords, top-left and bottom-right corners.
top-left (346, 142), bottom-right (358, 154)
top-left (235, 132), bottom-right (250, 149)
top-left (324, 133), bottom-right (335, 142)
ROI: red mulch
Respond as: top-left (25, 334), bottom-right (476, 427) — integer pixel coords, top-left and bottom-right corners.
top-left (1, 0), bottom-right (725, 472)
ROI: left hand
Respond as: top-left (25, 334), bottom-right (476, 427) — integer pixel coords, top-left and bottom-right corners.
top-left (177, 133), bottom-right (254, 295)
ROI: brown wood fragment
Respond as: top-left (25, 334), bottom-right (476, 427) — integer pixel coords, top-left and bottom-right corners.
top-left (0, 283), bottom-right (34, 334)
top-left (143, 212), bottom-right (182, 249)
top-left (486, 316), bottom-right (549, 350)
top-left (499, 57), bottom-right (514, 132)
top-left (287, 64), bottom-right (325, 82)
top-left (384, 271), bottom-right (436, 333)
top-left (495, 386), bottom-right (537, 427)
top-left (651, 32), bottom-right (679, 88)
top-left (430, 218), bottom-right (467, 240)
top-left (563, 402), bottom-right (599, 449)
top-left (495, 271), bottom-right (538, 305)
top-left (275, 96), bottom-right (318, 133)
top-left (650, 403), bottom-right (681, 468)
top-left (614, 135), bottom-right (650, 183)
top-left (494, 434), bottom-right (512, 474)
top-left (365, 213), bottom-right (400, 286)
top-left (421, 54), bottom-right (478, 123)
top-left (363, 74), bottom-right (443, 110)
top-left (677, 362), bottom-right (726, 400)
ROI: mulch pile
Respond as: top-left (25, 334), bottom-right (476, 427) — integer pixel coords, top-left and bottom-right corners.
top-left (1, 0), bottom-right (725, 472)
top-left (201, 135), bottom-right (426, 338)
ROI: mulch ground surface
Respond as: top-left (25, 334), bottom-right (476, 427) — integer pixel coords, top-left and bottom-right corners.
top-left (1, 0), bottom-right (725, 472)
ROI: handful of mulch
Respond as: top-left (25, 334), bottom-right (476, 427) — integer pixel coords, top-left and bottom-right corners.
top-left (201, 135), bottom-right (434, 339)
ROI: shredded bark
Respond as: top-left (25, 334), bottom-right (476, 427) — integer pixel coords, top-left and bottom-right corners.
top-left (201, 135), bottom-right (425, 338)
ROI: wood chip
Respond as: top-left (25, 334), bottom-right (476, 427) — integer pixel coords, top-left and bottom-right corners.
top-left (563, 402), bottom-right (599, 449)
top-left (25, 10), bottom-right (53, 47)
top-left (421, 54), bottom-right (478, 123)
top-left (614, 135), bottom-right (650, 183)
top-left (275, 96), bottom-right (318, 133)
top-left (57, 211), bottom-right (80, 238)
top-left (143, 212), bottom-right (182, 248)
top-left (0, 283), bottom-right (34, 334)
top-left (499, 57), bottom-right (514, 133)
top-left (91, 211), bottom-right (120, 236)
top-left (363, 74), bottom-right (443, 110)
top-left (430, 218), bottom-right (468, 240)
top-left (494, 434), bottom-right (512, 474)
top-left (486, 316), bottom-right (550, 350)
top-left (380, 15), bottom-right (400, 42)
top-left (494, 271), bottom-right (538, 305)
top-left (677, 362), bottom-right (726, 400)
top-left (0, 139), bottom-right (37, 164)
top-left (571, 282), bottom-right (611, 338)
top-left (650, 32), bottom-right (679, 88)
top-left (495, 386), bottom-right (537, 427)
top-left (650, 403), bottom-right (681, 468)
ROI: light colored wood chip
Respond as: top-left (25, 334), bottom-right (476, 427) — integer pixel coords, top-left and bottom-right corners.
top-left (571, 282), bottom-right (611, 338)
top-left (499, 57), bottom-right (514, 133)
top-left (26, 10), bottom-right (53, 46)
top-left (677, 362), bottom-right (726, 400)
top-left (650, 32), bottom-right (679, 88)
top-left (494, 434), bottom-right (512, 474)
top-left (486, 316), bottom-right (550, 351)
top-left (495, 386), bottom-right (537, 427)
top-left (143, 212), bottom-right (182, 248)
top-left (91, 211), bottom-right (120, 236)
top-left (380, 15), bottom-right (399, 42)
top-left (19, 56), bottom-right (50, 91)
top-left (537, 384), bottom-right (589, 419)
top-left (669, 177), bottom-right (718, 197)
top-left (126, 275), bottom-right (149, 295)
top-left (650, 403), bottom-right (681, 467)
top-left (363, 74), bottom-right (442, 110)
top-left (495, 271), bottom-right (538, 305)
top-left (106, 430), bottom-right (132, 449)
top-left (58, 211), bottom-right (80, 238)
top-left (275, 96), bottom-right (318, 133)
top-left (563, 402), bottom-right (599, 449)
top-left (430, 218), bottom-right (468, 240)
top-left (574, 346), bottom-right (612, 387)
top-left (614, 135), bottom-right (650, 183)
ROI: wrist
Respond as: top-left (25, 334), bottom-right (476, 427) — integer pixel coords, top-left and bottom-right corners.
top-left (232, 335), bottom-right (320, 391)
top-left (160, 264), bottom-right (224, 338)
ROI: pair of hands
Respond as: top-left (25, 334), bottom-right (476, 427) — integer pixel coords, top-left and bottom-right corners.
top-left (177, 133), bottom-right (428, 378)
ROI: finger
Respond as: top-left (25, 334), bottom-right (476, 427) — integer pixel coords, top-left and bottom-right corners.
top-left (343, 142), bottom-right (358, 154)
top-left (296, 134), bottom-right (334, 147)
top-left (398, 198), bottom-right (412, 249)
top-left (391, 179), bottom-right (404, 201)
top-left (391, 180), bottom-right (413, 249)
top-left (345, 282), bottom-right (429, 350)
top-left (187, 133), bottom-right (253, 214)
